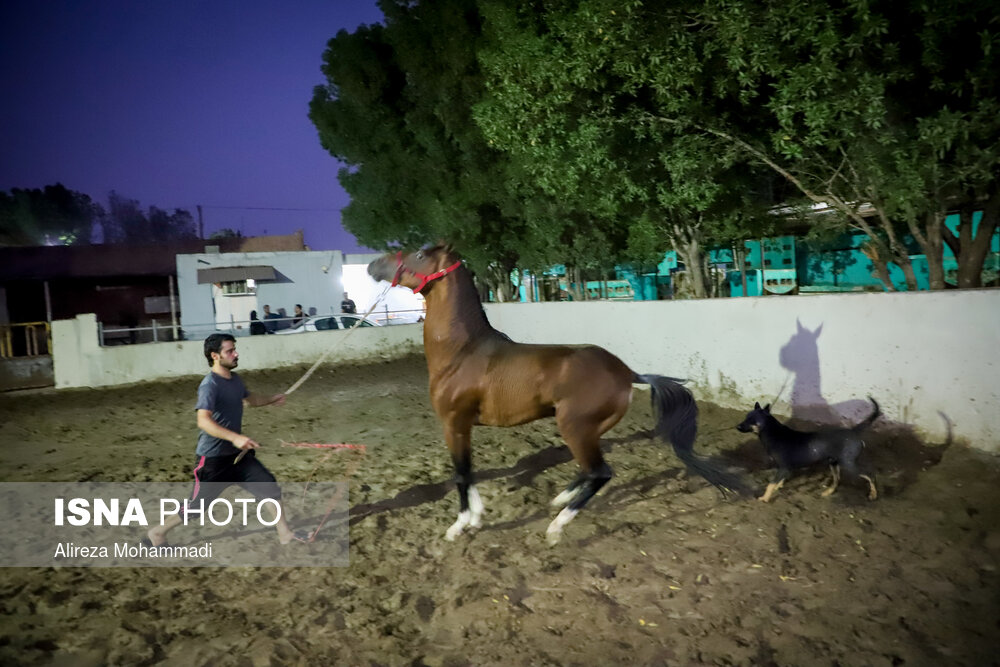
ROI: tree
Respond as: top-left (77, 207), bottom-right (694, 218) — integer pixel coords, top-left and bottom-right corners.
top-left (0, 184), bottom-right (102, 246)
top-left (148, 206), bottom-right (197, 243)
top-left (309, 0), bottom-right (571, 297)
top-left (477, 0), bottom-right (998, 292)
top-left (102, 191), bottom-right (198, 245)
top-left (209, 228), bottom-right (244, 240)
top-left (631, 0), bottom-right (999, 290)
top-left (474, 1), bottom-right (776, 297)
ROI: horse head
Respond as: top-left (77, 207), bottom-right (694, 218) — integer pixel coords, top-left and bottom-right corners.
top-left (368, 243), bottom-right (462, 294)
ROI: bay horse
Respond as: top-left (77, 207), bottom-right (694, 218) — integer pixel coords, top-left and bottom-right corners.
top-left (368, 245), bottom-right (746, 544)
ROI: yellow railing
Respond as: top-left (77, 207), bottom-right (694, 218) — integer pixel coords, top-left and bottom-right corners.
top-left (0, 321), bottom-right (51, 358)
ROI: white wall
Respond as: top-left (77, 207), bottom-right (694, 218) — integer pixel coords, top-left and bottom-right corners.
top-left (53, 314), bottom-right (423, 389)
top-left (484, 290), bottom-right (1000, 451)
top-left (50, 289), bottom-right (1000, 451)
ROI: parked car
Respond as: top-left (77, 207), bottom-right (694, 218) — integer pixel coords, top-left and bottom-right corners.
top-left (274, 314), bottom-right (382, 334)
top-left (372, 310), bottom-right (425, 326)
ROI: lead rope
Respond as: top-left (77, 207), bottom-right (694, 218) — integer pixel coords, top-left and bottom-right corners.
top-left (283, 286), bottom-right (391, 395)
top-left (281, 441), bottom-right (367, 543)
top-left (234, 285), bottom-right (392, 466)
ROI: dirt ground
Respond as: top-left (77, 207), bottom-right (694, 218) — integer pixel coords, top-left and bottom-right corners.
top-left (1, 353), bottom-right (998, 667)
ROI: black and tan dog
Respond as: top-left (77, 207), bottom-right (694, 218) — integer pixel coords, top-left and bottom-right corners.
top-left (736, 398), bottom-right (880, 502)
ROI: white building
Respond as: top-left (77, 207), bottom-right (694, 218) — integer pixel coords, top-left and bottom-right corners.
top-left (176, 248), bottom-right (345, 338)
top-left (176, 249), bottom-right (424, 339)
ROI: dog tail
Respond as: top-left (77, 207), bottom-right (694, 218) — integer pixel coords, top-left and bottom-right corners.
top-left (636, 374), bottom-right (752, 498)
top-left (851, 396), bottom-right (881, 432)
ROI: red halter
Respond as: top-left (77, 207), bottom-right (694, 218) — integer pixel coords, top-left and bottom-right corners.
top-left (390, 251), bottom-right (462, 294)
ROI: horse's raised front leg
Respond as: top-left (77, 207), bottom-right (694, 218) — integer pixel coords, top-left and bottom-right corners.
top-left (443, 418), bottom-right (484, 541)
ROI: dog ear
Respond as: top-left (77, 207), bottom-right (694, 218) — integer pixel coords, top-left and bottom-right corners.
top-left (764, 403), bottom-right (771, 413)
top-left (754, 402), bottom-right (761, 410)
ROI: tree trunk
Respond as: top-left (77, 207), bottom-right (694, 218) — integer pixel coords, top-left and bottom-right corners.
top-left (675, 238), bottom-right (708, 298)
top-left (568, 266), bottom-right (584, 301)
top-left (896, 254), bottom-right (918, 291)
top-left (922, 211), bottom-right (946, 290)
top-left (949, 188), bottom-right (1000, 288)
top-left (734, 243), bottom-right (748, 296)
top-left (859, 241), bottom-right (897, 291)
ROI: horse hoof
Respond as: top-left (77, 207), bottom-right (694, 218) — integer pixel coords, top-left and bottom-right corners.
top-left (444, 526), bottom-right (461, 541)
top-left (545, 507), bottom-right (577, 545)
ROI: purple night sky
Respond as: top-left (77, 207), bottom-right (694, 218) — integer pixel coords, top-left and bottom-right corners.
top-left (0, 1), bottom-right (382, 253)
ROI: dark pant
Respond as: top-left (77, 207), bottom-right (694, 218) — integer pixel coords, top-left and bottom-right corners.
top-left (190, 450), bottom-right (282, 508)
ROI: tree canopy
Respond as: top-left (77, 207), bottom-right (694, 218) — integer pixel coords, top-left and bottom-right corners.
top-left (0, 184), bottom-right (101, 246)
top-left (312, 0), bottom-right (999, 293)
top-left (0, 186), bottom-right (199, 247)
top-left (101, 191), bottom-right (197, 245)
top-left (311, 0), bottom-right (537, 297)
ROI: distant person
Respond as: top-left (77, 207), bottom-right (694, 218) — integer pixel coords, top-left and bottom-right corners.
top-left (249, 310), bottom-right (267, 336)
top-left (262, 304), bottom-right (280, 333)
top-left (290, 304), bottom-right (305, 328)
top-left (144, 333), bottom-right (308, 547)
top-left (340, 292), bottom-right (357, 314)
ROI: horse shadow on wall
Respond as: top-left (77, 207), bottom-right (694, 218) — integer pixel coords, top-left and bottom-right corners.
top-left (778, 319), bottom-right (871, 425)
top-left (727, 318), bottom-right (951, 498)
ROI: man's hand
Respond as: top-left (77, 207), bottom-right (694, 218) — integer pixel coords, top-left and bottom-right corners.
top-left (270, 393), bottom-right (286, 407)
top-left (233, 435), bottom-right (260, 451)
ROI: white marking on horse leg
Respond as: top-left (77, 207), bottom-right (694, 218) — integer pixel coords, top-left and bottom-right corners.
top-left (551, 486), bottom-right (578, 508)
top-left (545, 507), bottom-right (579, 545)
top-left (444, 486), bottom-right (484, 541)
top-left (445, 510), bottom-right (471, 541)
top-left (468, 485), bottom-right (484, 528)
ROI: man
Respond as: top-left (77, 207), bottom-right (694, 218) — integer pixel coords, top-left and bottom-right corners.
top-left (145, 333), bottom-right (306, 546)
top-left (290, 303), bottom-right (305, 328)
top-left (262, 304), bottom-right (281, 333)
top-left (340, 292), bottom-right (357, 314)
top-left (249, 309), bottom-right (267, 335)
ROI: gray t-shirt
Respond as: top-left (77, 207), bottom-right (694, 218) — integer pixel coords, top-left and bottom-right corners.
top-left (195, 371), bottom-right (249, 457)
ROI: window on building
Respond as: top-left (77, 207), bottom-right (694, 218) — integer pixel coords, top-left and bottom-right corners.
top-left (221, 279), bottom-right (256, 295)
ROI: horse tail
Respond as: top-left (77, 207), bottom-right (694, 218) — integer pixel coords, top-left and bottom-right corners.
top-left (636, 374), bottom-right (751, 497)
top-left (851, 396), bottom-right (881, 432)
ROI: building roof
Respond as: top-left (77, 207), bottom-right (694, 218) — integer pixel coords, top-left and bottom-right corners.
top-left (0, 230), bottom-right (307, 281)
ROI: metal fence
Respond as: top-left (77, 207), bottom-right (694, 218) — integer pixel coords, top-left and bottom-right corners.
top-left (98, 319), bottom-right (181, 346)
top-left (0, 322), bottom-right (51, 358)
top-left (97, 307), bottom-right (425, 346)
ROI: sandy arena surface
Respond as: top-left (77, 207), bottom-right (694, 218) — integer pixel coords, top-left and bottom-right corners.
top-left (0, 353), bottom-right (998, 666)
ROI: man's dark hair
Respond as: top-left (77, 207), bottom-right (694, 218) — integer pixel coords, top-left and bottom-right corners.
top-left (204, 333), bottom-right (236, 367)
top-left (295, 303), bottom-right (302, 309)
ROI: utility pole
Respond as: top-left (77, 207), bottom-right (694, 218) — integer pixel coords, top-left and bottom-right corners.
top-left (197, 205), bottom-right (204, 239)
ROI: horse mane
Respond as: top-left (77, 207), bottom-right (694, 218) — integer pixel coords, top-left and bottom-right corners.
top-left (445, 258), bottom-right (513, 343)
top-left (420, 242), bottom-right (505, 340)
